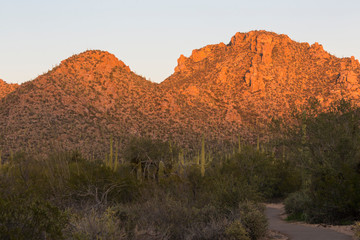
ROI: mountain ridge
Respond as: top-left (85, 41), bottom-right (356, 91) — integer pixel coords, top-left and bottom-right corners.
top-left (0, 30), bottom-right (359, 158)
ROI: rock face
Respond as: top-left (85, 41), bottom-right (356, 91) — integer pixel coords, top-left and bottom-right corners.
top-left (337, 57), bottom-right (360, 90)
top-left (0, 31), bottom-right (360, 158)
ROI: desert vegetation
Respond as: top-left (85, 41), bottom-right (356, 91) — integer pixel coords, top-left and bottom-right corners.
top-left (0, 134), bottom-right (301, 239)
top-left (355, 222), bottom-right (360, 239)
top-left (1, 99), bottom-right (360, 239)
top-left (281, 99), bottom-right (360, 224)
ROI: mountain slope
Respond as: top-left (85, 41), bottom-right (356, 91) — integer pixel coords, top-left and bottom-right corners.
top-left (0, 50), bottom-right (162, 157)
top-left (161, 30), bottom-right (360, 138)
top-left (0, 31), bottom-right (360, 158)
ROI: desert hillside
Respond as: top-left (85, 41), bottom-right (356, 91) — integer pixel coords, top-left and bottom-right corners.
top-left (0, 30), bottom-right (359, 158)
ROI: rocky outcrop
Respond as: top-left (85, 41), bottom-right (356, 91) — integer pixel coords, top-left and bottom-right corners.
top-left (250, 33), bottom-right (275, 64)
top-left (338, 70), bottom-right (358, 86)
top-left (174, 55), bottom-right (187, 73)
top-left (244, 61), bottom-right (265, 92)
top-left (164, 30), bottom-right (360, 140)
top-left (337, 56), bottom-right (360, 92)
top-left (309, 42), bottom-right (331, 59)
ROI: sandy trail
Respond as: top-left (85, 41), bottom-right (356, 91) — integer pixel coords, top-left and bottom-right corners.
top-left (265, 206), bottom-right (353, 240)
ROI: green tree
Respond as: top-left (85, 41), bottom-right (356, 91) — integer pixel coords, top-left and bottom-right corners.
top-left (285, 99), bottom-right (360, 223)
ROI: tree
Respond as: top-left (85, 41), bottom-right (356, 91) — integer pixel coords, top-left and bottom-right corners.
top-left (285, 99), bottom-right (360, 223)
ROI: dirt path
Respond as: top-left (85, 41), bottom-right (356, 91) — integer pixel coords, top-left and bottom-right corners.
top-left (265, 207), bottom-right (353, 240)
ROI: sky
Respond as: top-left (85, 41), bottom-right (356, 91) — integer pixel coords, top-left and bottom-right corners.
top-left (0, 0), bottom-right (359, 84)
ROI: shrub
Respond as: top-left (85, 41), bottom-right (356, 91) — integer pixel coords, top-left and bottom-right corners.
top-left (354, 222), bottom-right (360, 240)
top-left (106, 195), bottom-right (266, 240)
top-left (223, 146), bottom-right (301, 201)
top-left (208, 176), bottom-right (257, 211)
top-left (225, 220), bottom-right (251, 240)
top-left (283, 99), bottom-right (360, 224)
top-left (66, 157), bottom-right (140, 206)
top-left (0, 145), bottom-right (273, 239)
top-left (238, 202), bottom-right (267, 240)
top-left (284, 190), bottom-right (311, 221)
top-left (64, 207), bottom-right (127, 240)
top-left (124, 137), bottom-right (180, 180)
top-left (306, 164), bottom-right (360, 223)
top-left (0, 197), bottom-right (67, 240)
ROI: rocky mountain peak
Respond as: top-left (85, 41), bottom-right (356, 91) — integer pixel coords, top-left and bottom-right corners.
top-left (173, 31), bottom-right (295, 76)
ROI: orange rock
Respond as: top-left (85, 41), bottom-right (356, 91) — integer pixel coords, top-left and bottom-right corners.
top-left (191, 46), bottom-right (212, 62)
top-left (229, 32), bottom-right (246, 46)
top-left (245, 66), bottom-right (265, 92)
top-left (183, 85), bottom-right (200, 96)
top-left (174, 54), bottom-right (187, 73)
top-left (254, 34), bottom-right (274, 64)
top-left (338, 70), bottom-right (358, 85)
top-left (350, 56), bottom-right (360, 69)
top-left (310, 42), bottom-right (330, 59)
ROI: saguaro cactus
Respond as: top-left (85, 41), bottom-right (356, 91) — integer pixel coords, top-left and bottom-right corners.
top-left (238, 135), bottom-right (242, 153)
top-left (178, 150), bottom-right (185, 176)
top-left (137, 163), bottom-right (142, 181)
top-left (114, 139), bottom-right (119, 171)
top-left (201, 136), bottom-right (205, 177)
top-left (158, 160), bottom-right (165, 181)
top-left (109, 136), bottom-right (113, 169)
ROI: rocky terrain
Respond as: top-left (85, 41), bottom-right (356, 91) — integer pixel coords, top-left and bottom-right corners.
top-left (0, 30), bottom-right (359, 158)
top-left (0, 79), bottom-right (18, 99)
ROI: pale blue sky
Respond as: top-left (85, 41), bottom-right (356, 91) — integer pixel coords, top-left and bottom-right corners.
top-left (1, 0), bottom-right (359, 84)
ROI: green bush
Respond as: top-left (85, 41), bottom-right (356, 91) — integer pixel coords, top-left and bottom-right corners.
top-left (67, 159), bottom-right (140, 205)
top-left (64, 207), bottom-right (127, 240)
top-left (223, 146), bottom-right (301, 201)
top-left (306, 164), bottom-right (360, 223)
top-left (284, 190), bottom-right (311, 221)
top-left (283, 99), bottom-right (360, 223)
top-left (258, 159), bottom-right (302, 200)
top-left (225, 220), bottom-right (251, 240)
top-left (238, 202), bottom-right (267, 240)
top-left (208, 175), bottom-right (258, 211)
top-left (354, 222), bottom-right (360, 239)
top-left (0, 198), bottom-right (67, 240)
top-left (124, 137), bottom-right (180, 180)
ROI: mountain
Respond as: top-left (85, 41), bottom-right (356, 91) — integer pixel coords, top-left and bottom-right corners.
top-left (0, 50), bottom-right (164, 157)
top-left (0, 31), bottom-right (359, 158)
top-left (162, 31), bottom-right (360, 131)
